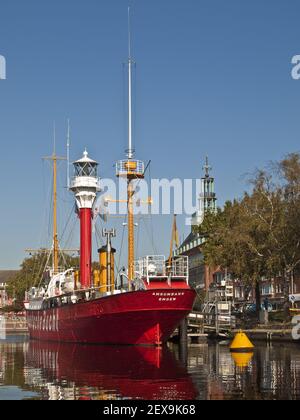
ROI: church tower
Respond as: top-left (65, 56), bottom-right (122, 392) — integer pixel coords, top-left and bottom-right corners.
top-left (193, 156), bottom-right (217, 226)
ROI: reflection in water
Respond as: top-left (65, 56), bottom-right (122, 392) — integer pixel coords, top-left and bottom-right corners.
top-left (231, 352), bottom-right (254, 370)
top-left (1, 339), bottom-right (300, 400)
top-left (24, 341), bottom-right (198, 400)
top-left (186, 342), bottom-right (300, 400)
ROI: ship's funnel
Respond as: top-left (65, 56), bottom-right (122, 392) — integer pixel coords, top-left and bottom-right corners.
top-left (98, 246), bottom-right (116, 293)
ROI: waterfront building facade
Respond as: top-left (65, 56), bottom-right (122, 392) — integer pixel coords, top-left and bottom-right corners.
top-left (210, 271), bottom-right (300, 309)
top-left (0, 271), bottom-right (16, 308)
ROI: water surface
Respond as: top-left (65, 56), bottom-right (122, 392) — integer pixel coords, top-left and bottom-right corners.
top-left (0, 336), bottom-right (299, 400)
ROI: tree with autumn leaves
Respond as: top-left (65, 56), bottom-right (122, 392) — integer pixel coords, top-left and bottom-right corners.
top-left (197, 153), bottom-right (300, 320)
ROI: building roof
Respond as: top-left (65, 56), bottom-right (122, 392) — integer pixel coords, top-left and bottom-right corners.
top-left (73, 150), bottom-right (97, 165)
top-left (180, 231), bottom-right (198, 249)
top-left (175, 230), bottom-right (206, 257)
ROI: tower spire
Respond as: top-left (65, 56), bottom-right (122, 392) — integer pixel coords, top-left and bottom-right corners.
top-left (200, 156), bottom-right (217, 218)
top-left (203, 156), bottom-right (212, 178)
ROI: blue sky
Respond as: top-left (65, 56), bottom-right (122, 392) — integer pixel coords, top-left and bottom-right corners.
top-left (1, 0), bottom-right (300, 269)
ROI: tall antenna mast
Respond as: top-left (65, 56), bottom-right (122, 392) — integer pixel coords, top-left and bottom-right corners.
top-left (116, 7), bottom-right (146, 285)
top-left (67, 119), bottom-right (70, 189)
top-left (127, 6), bottom-right (134, 159)
top-left (53, 121), bottom-right (56, 155)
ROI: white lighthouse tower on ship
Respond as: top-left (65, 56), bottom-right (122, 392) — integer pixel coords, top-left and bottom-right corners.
top-left (70, 150), bottom-right (100, 289)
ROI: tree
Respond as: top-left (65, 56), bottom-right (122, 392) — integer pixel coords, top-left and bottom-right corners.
top-left (274, 154), bottom-right (300, 318)
top-left (197, 153), bottom-right (300, 322)
top-left (197, 198), bottom-right (271, 319)
top-left (6, 251), bottom-right (80, 303)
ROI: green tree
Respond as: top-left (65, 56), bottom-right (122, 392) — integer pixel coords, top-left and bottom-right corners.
top-left (274, 154), bottom-right (300, 318)
top-left (197, 197), bottom-right (271, 319)
top-left (6, 250), bottom-right (80, 303)
top-left (197, 153), bottom-right (300, 321)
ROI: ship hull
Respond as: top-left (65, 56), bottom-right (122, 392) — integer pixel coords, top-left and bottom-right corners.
top-left (26, 289), bottom-right (196, 345)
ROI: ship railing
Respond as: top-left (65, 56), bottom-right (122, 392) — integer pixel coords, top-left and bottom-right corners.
top-left (134, 255), bottom-right (166, 282)
top-left (116, 160), bottom-right (145, 177)
top-left (39, 283), bottom-right (129, 309)
top-left (134, 255), bottom-right (189, 284)
top-left (49, 266), bottom-right (73, 274)
top-left (167, 256), bottom-right (189, 283)
top-left (70, 176), bottom-right (101, 190)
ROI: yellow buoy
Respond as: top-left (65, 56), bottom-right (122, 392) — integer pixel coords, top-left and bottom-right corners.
top-left (231, 352), bottom-right (254, 369)
top-left (230, 331), bottom-right (254, 353)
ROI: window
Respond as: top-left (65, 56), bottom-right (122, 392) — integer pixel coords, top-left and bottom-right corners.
top-left (75, 162), bottom-right (97, 177)
top-left (262, 285), bottom-right (273, 296)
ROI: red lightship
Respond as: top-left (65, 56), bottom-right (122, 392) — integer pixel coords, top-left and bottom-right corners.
top-left (25, 11), bottom-right (195, 346)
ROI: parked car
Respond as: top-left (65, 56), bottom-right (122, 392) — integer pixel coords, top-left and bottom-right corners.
top-left (243, 303), bottom-right (273, 314)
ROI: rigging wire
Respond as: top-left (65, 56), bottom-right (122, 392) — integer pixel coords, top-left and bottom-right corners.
top-left (29, 156), bottom-right (73, 287)
top-left (115, 213), bottom-right (127, 278)
top-left (39, 159), bottom-right (52, 249)
top-left (63, 217), bottom-right (78, 255)
top-left (60, 251), bottom-right (67, 269)
top-left (35, 251), bottom-right (49, 288)
top-left (136, 213), bottom-right (141, 260)
top-left (94, 224), bottom-right (100, 251)
top-left (148, 162), bottom-right (156, 253)
top-left (141, 216), bottom-right (158, 255)
top-left (48, 174), bottom-right (54, 243)
top-left (58, 203), bottom-right (76, 246)
top-left (95, 220), bottom-right (104, 250)
top-left (37, 250), bottom-right (52, 288)
top-left (32, 163), bottom-right (56, 284)
top-left (29, 160), bottom-right (53, 285)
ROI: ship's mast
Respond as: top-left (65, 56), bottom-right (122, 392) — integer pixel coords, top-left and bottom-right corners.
top-left (116, 7), bottom-right (145, 285)
top-left (127, 7), bottom-right (134, 281)
top-left (67, 119), bottom-right (71, 190)
top-left (127, 7), bottom-right (134, 160)
top-left (43, 125), bottom-right (66, 274)
top-left (128, 180), bottom-right (135, 281)
top-left (53, 150), bottom-right (58, 273)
